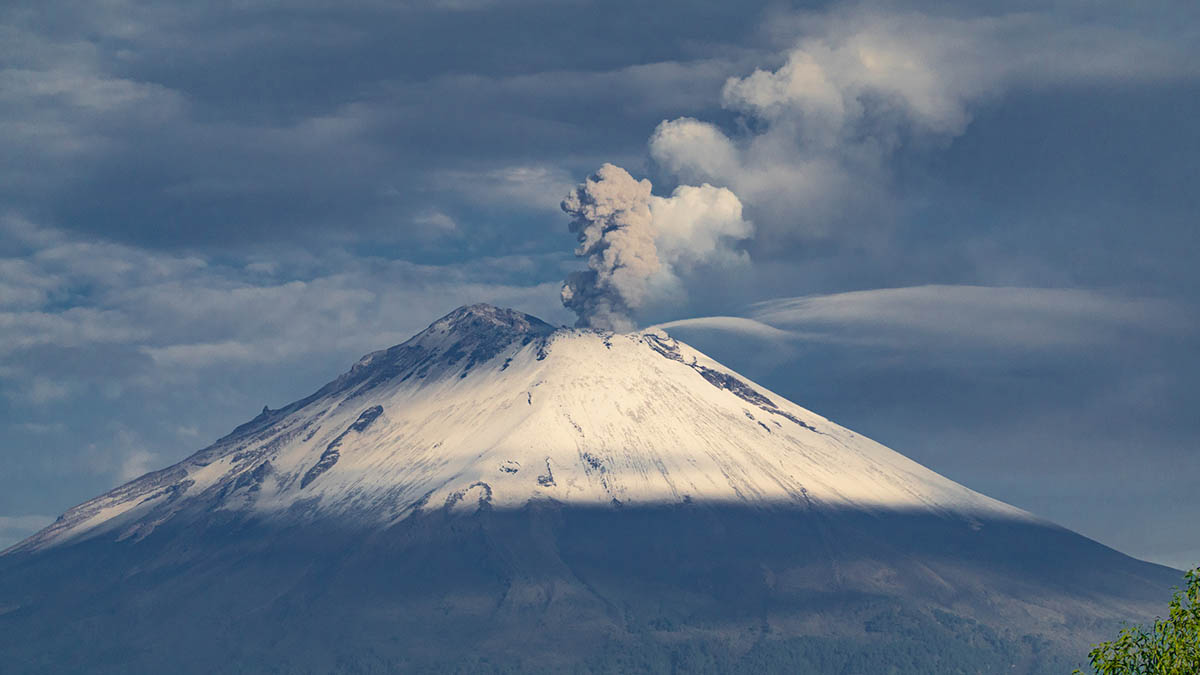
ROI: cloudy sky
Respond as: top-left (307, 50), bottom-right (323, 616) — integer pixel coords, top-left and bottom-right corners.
top-left (1, 0), bottom-right (1197, 568)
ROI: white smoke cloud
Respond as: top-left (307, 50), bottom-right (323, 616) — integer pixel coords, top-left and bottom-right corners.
top-left (651, 183), bottom-right (752, 270)
top-left (648, 21), bottom-right (957, 244)
top-left (647, 117), bottom-right (741, 183)
top-left (648, 9), bottom-right (1199, 247)
top-left (560, 164), bottom-right (751, 331)
top-left (560, 164), bottom-right (659, 332)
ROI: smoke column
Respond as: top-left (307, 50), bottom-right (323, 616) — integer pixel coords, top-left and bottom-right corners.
top-left (559, 164), bottom-right (753, 331)
top-left (560, 164), bottom-right (661, 332)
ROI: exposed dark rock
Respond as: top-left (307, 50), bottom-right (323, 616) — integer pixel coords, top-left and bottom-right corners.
top-left (227, 461), bottom-right (272, 494)
top-left (644, 333), bottom-right (684, 362)
top-left (647, 334), bottom-right (819, 432)
top-left (301, 406), bottom-right (384, 489)
top-left (536, 459), bottom-right (556, 487)
top-left (694, 365), bottom-right (773, 407)
top-left (444, 481), bottom-right (493, 510)
top-left (347, 406), bottom-right (383, 433)
top-left (580, 452), bottom-right (605, 473)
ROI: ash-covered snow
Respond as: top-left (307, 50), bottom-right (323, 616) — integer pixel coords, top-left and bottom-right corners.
top-left (5, 304), bottom-right (1032, 555)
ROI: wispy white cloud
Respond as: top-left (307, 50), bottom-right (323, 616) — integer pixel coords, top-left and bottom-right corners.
top-left (412, 209), bottom-right (460, 233)
top-left (0, 35), bottom-right (188, 193)
top-left (118, 448), bottom-right (157, 482)
top-left (16, 421), bottom-right (65, 434)
top-left (750, 285), bottom-right (1190, 350)
top-left (649, 316), bottom-right (796, 342)
top-left (659, 286), bottom-right (1192, 356)
top-left (24, 376), bottom-right (72, 404)
top-left (431, 164), bottom-right (576, 213)
top-left (0, 218), bottom-right (568, 381)
top-left (0, 308), bottom-right (150, 355)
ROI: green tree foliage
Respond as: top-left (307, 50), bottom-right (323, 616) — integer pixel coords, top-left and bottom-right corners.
top-left (1079, 568), bottom-right (1200, 674)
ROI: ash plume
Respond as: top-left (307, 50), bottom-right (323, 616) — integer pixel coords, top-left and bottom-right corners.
top-left (560, 164), bottom-right (661, 332)
top-left (560, 164), bottom-right (753, 331)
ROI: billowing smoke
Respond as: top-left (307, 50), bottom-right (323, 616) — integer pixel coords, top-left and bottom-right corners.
top-left (560, 164), bottom-right (751, 331)
top-left (646, 10), bottom-right (1115, 247)
top-left (560, 164), bottom-right (659, 332)
top-left (562, 8), bottom-right (1179, 329)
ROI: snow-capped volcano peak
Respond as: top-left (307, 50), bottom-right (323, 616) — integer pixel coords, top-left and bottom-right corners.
top-left (379, 303), bottom-right (555, 357)
top-left (10, 304), bottom-right (1031, 554)
top-left (324, 303), bottom-right (556, 393)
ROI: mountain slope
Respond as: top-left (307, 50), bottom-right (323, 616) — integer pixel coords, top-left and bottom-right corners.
top-left (9, 304), bottom-right (1026, 554)
top-left (0, 304), bottom-right (1180, 674)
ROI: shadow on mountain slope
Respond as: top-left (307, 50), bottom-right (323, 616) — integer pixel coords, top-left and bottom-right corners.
top-left (0, 502), bottom-right (1178, 674)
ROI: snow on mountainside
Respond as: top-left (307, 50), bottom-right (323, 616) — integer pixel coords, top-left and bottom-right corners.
top-left (7, 304), bottom-right (1032, 555)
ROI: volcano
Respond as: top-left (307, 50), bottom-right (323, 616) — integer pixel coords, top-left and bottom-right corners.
top-left (0, 304), bottom-right (1179, 673)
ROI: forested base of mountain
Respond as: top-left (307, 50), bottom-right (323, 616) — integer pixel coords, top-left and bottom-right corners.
top-left (136, 609), bottom-right (1081, 675)
top-left (343, 620), bottom-right (1084, 675)
top-left (0, 505), bottom-right (1170, 674)
top-left (5, 613), bottom-right (1080, 675)
top-left (417, 635), bottom-right (1080, 675)
top-left (0, 574), bottom-right (1089, 675)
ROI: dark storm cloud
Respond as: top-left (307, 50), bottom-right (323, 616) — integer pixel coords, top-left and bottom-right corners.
top-left (0, 0), bottom-right (761, 249)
